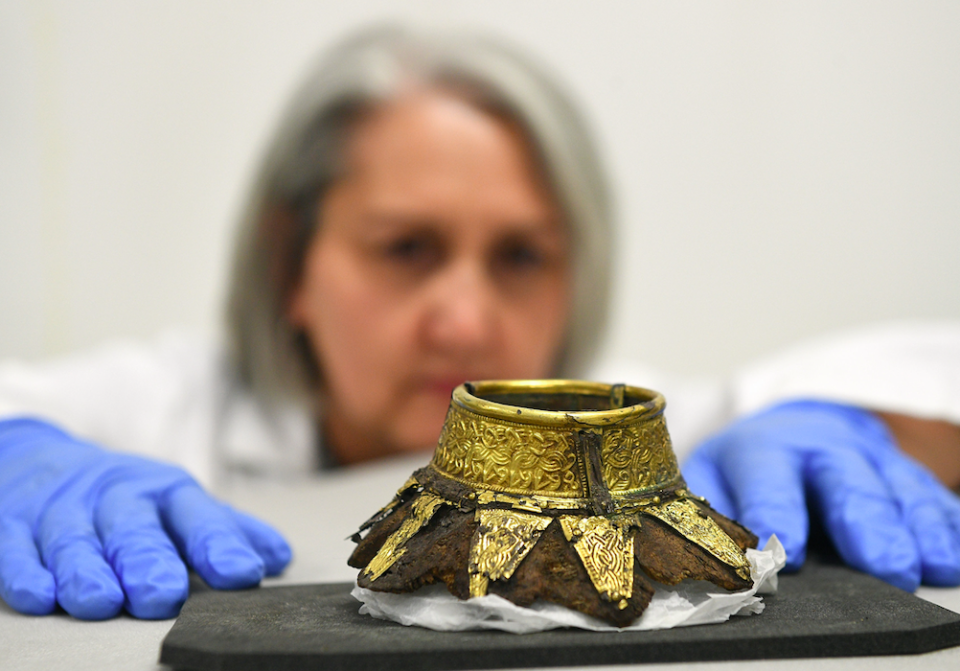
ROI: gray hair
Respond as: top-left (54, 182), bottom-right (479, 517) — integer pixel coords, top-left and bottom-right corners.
top-left (226, 26), bottom-right (613, 408)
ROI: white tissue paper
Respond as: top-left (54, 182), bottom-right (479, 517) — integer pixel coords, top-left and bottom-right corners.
top-left (351, 535), bottom-right (786, 633)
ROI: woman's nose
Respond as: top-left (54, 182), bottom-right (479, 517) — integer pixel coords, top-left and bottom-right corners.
top-left (420, 260), bottom-right (498, 354)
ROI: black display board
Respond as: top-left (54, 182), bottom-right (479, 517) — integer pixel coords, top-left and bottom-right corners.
top-left (160, 559), bottom-right (960, 671)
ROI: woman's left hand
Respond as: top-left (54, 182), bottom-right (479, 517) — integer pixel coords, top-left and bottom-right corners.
top-left (681, 400), bottom-right (960, 591)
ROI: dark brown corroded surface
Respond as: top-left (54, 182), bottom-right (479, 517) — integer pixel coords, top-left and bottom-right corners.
top-left (695, 500), bottom-right (758, 551)
top-left (487, 520), bottom-right (656, 628)
top-left (351, 504), bottom-right (756, 627)
top-left (348, 497), bottom-right (413, 569)
top-left (633, 514), bottom-right (752, 591)
top-left (354, 506), bottom-right (475, 599)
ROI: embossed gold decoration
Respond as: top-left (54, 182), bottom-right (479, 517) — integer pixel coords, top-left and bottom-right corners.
top-left (559, 516), bottom-right (634, 607)
top-left (643, 498), bottom-right (752, 581)
top-left (469, 509), bottom-right (553, 597)
top-left (474, 489), bottom-right (583, 512)
top-left (349, 380), bottom-right (759, 627)
top-left (432, 402), bottom-right (586, 497)
top-left (363, 492), bottom-right (445, 581)
top-left (602, 417), bottom-right (681, 494)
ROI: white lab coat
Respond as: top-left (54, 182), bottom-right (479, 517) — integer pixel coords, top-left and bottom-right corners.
top-left (1, 321), bottom-right (958, 487)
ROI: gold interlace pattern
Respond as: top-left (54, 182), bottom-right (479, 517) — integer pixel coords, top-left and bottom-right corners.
top-left (432, 403), bottom-right (585, 497)
top-left (602, 417), bottom-right (680, 494)
top-left (468, 509), bottom-right (553, 597)
top-left (559, 515), bottom-right (634, 608)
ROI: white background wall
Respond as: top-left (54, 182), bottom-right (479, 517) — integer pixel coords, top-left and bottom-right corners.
top-left (1, 0), bottom-right (958, 376)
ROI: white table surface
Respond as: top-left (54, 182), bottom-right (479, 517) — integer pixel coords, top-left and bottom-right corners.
top-left (2, 454), bottom-right (960, 671)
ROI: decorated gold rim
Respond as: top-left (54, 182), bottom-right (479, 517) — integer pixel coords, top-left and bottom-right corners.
top-left (453, 379), bottom-right (665, 428)
top-left (429, 380), bottom-right (682, 504)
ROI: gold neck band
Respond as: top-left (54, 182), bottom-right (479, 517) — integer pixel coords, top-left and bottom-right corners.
top-left (429, 380), bottom-right (682, 505)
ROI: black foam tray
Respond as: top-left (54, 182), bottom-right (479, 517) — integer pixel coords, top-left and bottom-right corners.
top-left (160, 560), bottom-right (960, 670)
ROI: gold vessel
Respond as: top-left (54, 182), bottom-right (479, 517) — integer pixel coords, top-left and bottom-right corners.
top-left (349, 380), bottom-right (756, 626)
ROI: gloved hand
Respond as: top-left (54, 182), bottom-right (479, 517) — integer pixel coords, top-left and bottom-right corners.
top-left (682, 400), bottom-right (960, 592)
top-left (0, 418), bottom-right (291, 620)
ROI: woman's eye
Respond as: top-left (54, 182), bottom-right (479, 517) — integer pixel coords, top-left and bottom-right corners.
top-left (386, 237), bottom-right (426, 259)
top-left (381, 234), bottom-right (442, 268)
top-left (498, 242), bottom-right (545, 271)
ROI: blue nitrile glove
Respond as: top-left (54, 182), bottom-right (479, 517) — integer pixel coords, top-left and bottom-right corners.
top-left (0, 418), bottom-right (291, 620)
top-left (682, 400), bottom-right (960, 592)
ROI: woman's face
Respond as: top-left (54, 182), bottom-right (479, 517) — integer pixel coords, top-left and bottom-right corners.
top-left (288, 90), bottom-right (572, 464)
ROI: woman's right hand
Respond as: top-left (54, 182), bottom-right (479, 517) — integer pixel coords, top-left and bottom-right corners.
top-left (0, 418), bottom-right (291, 620)
top-left (682, 401), bottom-right (960, 591)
